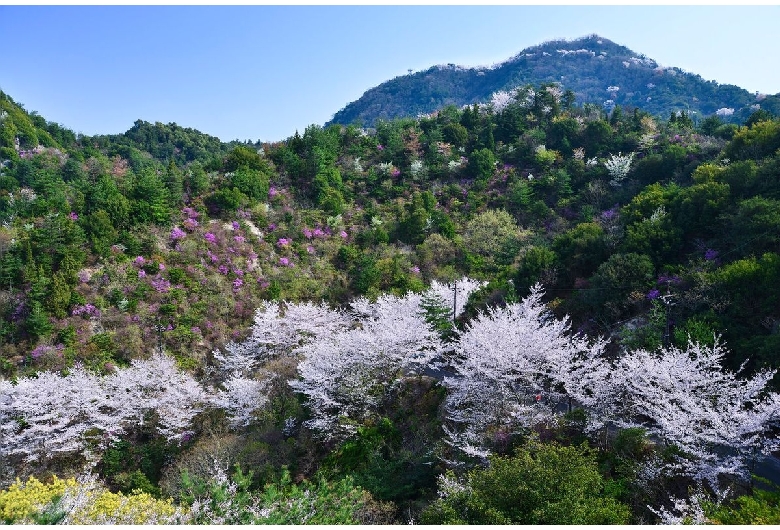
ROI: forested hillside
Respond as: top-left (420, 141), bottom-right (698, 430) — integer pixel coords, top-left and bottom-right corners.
top-left (329, 34), bottom-right (780, 128)
top-left (2, 81), bottom-right (780, 524)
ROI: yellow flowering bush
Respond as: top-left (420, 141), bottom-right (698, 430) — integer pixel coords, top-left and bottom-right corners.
top-left (0, 475), bottom-right (186, 524)
top-left (67, 489), bottom-right (182, 524)
top-left (0, 476), bottom-right (77, 523)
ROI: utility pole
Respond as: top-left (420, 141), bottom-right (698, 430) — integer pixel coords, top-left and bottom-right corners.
top-left (154, 317), bottom-right (165, 354)
top-left (452, 279), bottom-right (457, 324)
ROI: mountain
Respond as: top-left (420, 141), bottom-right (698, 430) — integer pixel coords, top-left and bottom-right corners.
top-left (328, 34), bottom-right (780, 128)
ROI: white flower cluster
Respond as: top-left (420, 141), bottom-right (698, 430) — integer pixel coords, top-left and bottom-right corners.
top-left (604, 152), bottom-right (635, 186)
top-left (556, 48), bottom-right (595, 57)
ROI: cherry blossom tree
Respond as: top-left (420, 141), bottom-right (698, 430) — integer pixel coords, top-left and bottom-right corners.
top-left (489, 90), bottom-right (514, 113)
top-left (0, 353), bottom-right (209, 470)
top-left (211, 374), bottom-right (270, 429)
top-left (604, 152), bottom-right (635, 187)
top-left (610, 339), bottom-right (780, 487)
top-left (106, 353), bottom-right (209, 442)
top-left (442, 285), bottom-right (612, 457)
top-left (290, 291), bottom-right (443, 440)
top-left (209, 301), bottom-right (350, 429)
top-left (0, 366), bottom-right (116, 463)
top-left (213, 301), bottom-right (350, 367)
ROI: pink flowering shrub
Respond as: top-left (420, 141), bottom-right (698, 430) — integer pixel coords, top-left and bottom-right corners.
top-left (171, 226), bottom-right (187, 241)
top-left (72, 304), bottom-right (101, 319)
top-left (151, 277), bottom-right (171, 293)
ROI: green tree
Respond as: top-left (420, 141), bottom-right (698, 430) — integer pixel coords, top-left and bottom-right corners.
top-left (586, 252), bottom-right (655, 321)
top-left (223, 145), bottom-right (267, 173)
top-left (129, 168), bottom-right (170, 224)
top-left (461, 209), bottom-right (523, 274)
top-left (46, 271), bottom-right (71, 319)
top-left (724, 119), bottom-right (780, 160)
top-left (552, 222), bottom-right (608, 284)
top-left (229, 167), bottom-right (269, 201)
top-left (26, 300), bottom-right (53, 341)
top-left (514, 246), bottom-right (557, 294)
top-left (468, 148), bottom-right (496, 188)
top-left (422, 441), bottom-right (630, 524)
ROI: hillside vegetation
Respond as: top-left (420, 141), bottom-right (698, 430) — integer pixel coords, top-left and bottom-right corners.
top-left (2, 76), bottom-right (780, 524)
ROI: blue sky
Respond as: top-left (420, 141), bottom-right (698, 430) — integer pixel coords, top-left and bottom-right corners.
top-left (1, 5), bottom-right (778, 143)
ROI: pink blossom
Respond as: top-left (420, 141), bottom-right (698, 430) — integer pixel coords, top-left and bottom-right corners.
top-left (68, 212), bottom-right (79, 221)
top-left (183, 218), bottom-right (199, 230)
top-left (307, 245), bottom-right (315, 254)
top-left (269, 186), bottom-right (278, 198)
top-left (232, 278), bottom-right (244, 289)
top-left (268, 223), bottom-right (276, 231)
top-left (232, 221), bottom-right (240, 231)
top-left (31, 345), bottom-right (49, 359)
top-left (204, 232), bottom-right (217, 243)
top-left (377, 144), bottom-right (384, 150)
top-left (158, 263), bottom-right (166, 271)
top-left (170, 227), bottom-right (186, 240)
top-left (277, 238), bottom-right (290, 247)
top-left (234, 235), bottom-right (245, 244)
top-left (134, 256), bottom-right (146, 266)
top-left (339, 230), bottom-right (348, 239)
top-left (279, 257), bottom-right (290, 267)
top-left (218, 265), bottom-right (229, 275)
top-left (410, 266), bottom-right (420, 274)
top-left (151, 277), bottom-right (171, 293)
top-left (182, 206), bottom-right (200, 219)
top-left (138, 270), bottom-right (146, 279)
top-left (72, 304), bottom-right (101, 318)
top-left (191, 326), bottom-right (201, 334)
top-left (303, 228), bottom-right (313, 239)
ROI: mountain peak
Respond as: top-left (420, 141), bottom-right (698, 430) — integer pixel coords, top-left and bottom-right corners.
top-left (329, 35), bottom-right (768, 128)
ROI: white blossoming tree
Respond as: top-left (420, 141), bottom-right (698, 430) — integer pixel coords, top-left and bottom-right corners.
top-left (489, 90), bottom-right (514, 113)
top-left (0, 353), bottom-right (209, 470)
top-left (214, 301), bottom-right (350, 367)
top-left (0, 366), bottom-right (116, 463)
top-left (442, 285), bottom-right (612, 458)
top-left (212, 375), bottom-right (270, 429)
top-left (209, 301), bottom-right (351, 429)
top-left (611, 339), bottom-right (780, 487)
top-left (290, 291), bottom-right (443, 440)
top-left (604, 152), bottom-right (636, 187)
